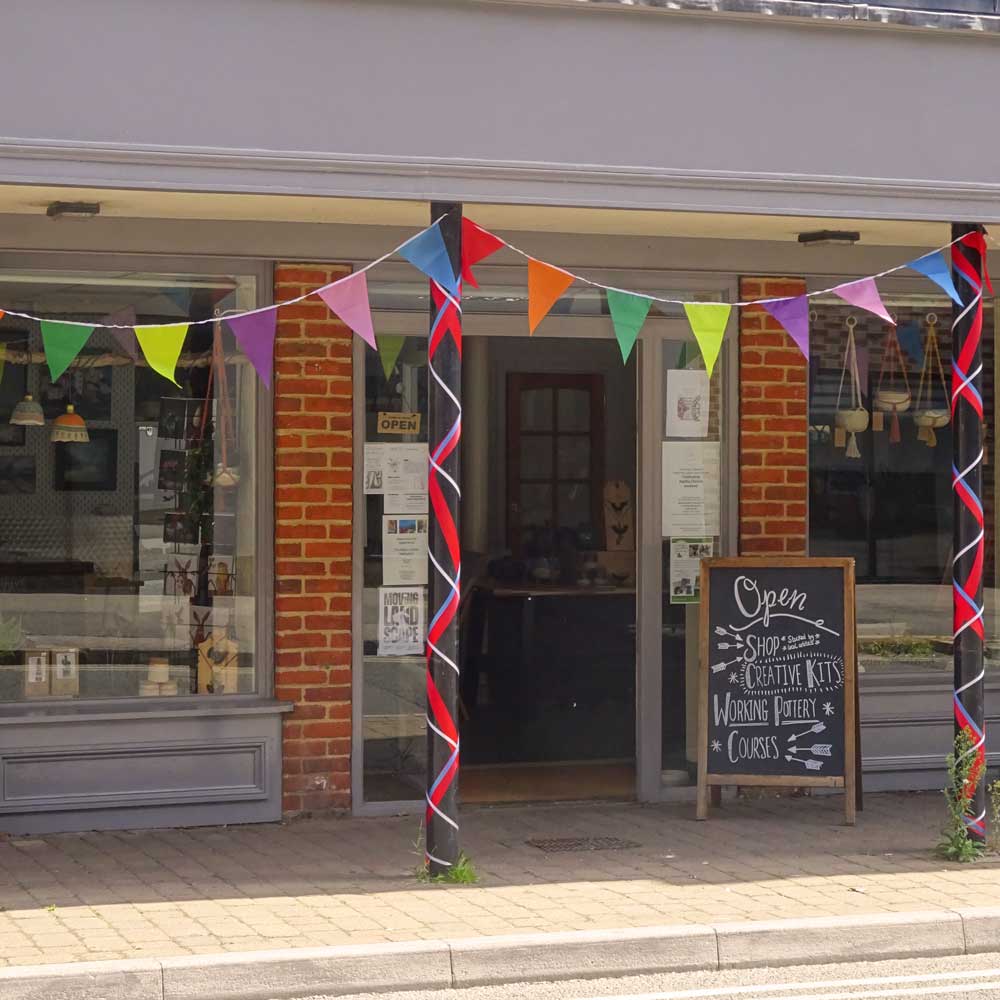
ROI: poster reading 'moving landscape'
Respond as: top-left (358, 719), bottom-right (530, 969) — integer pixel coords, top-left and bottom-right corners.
top-left (703, 564), bottom-right (850, 780)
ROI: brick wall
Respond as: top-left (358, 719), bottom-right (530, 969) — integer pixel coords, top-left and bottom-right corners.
top-left (273, 264), bottom-right (354, 815)
top-left (739, 277), bottom-right (809, 555)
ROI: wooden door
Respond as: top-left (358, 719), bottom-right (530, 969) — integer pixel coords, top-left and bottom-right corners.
top-left (506, 373), bottom-right (604, 556)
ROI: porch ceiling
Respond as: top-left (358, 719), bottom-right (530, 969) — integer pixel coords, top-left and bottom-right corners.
top-left (0, 185), bottom-right (951, 248)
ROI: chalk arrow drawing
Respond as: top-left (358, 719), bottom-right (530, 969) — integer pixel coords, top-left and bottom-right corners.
top-left (785, 754), bottom-right (824, 771)
top-left (789, 743), bottom-right (832, 757)
top-left (787, 722), bottom-right (826, 742)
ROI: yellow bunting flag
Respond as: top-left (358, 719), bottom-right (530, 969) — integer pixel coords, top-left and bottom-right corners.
top-left (682, 303), bottom-right (731, 378)
top-left (135, 324), bottom-right (189, 386)
top-left (528, 259), bottom-right (574, 335)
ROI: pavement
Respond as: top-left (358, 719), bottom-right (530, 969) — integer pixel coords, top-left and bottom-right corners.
top-left (2, 791), bottom-right (1000, 998)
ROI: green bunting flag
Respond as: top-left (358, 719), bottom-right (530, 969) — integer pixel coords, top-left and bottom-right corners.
top-left (135, 324), bottom-right (189, 387)
top-left (377, 335), bottom-right (406, 379)
top-left (682, 303), bottom-right (731, 378)
top-left (606, 290), bottom-right (652, 363)
top-left (41, 321), bottom-right (95, 382)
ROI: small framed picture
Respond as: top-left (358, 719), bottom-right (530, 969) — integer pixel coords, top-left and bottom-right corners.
top-left (25, 653), bottom-right (49, 698)
top-left (50, 647), bottom-right (80, 697)
top-left (164, 512), bottom-right (200, 545)
top-left (157, 450), bottom-right (187, 492)
top-left (201, 512), bottom-right (236, 550)
top-left (208, 555), bottom-right (235, 596)
top-left (159, 397), bottom-right (205, 442)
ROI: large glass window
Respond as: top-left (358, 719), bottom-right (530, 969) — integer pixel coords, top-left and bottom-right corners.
top-left (808, 293), bottom-right (995, 679)
top-left (0, 268), bottom-right (259, 701)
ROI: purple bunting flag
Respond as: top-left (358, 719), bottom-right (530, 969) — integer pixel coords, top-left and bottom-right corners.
top-left (228, 306), bottom-right (279, 389)
top-left (104, 306), bottom-right (138, 360)
top-left (762, 295), bottom-right (810, 360)
top-left (318, 271), bottom-right (377, 349)
top-left (831, 277), bottom-right (894, 325)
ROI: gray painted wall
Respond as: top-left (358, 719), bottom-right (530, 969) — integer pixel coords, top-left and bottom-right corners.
top-left (1, 1), bottom-right (998, 219)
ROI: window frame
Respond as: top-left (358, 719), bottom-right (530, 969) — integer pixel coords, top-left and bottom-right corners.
top-left (0, 250), bottom-right (275, 711)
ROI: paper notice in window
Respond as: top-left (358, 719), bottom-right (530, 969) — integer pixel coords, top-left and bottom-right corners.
top-left (662, 441), bottom-right (721, 537)
top-left (364, 443), bottom-right (426, 495)
top-left (665, 369), bottom-right (710, 438)
top-left (378, 587), bottom-right (425, 656)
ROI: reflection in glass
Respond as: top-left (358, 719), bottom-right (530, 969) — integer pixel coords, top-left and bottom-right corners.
top-left (520, 388), bottom-right (553, 431)
top-left (0, 270), bottom-right (258, 702)
top-left (557, 388), bottom-right (590, 432)
top-left (557, 435), bottom-right (591, 480)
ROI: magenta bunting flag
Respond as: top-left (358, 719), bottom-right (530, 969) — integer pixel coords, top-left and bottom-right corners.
top-left (762, 295), bottom-right (810, 360)
top-left (831, 277), bottom-right (894, 325)
top-left (228, 307), bottom-right (279, 389)
top-left (318, 272), bottom-right (377, 349)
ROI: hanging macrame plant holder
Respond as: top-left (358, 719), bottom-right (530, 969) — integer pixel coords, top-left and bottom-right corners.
top-left (197, 318), bottom-right (240, 488)
top-left (873, 319), bottom-right (911, 444)
top-left (912, 312), bottom-right (950, 448)
top-left (834, 316), bottom-right (869, 459)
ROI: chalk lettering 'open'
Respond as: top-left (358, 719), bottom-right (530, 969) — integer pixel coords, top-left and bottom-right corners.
top-left (734, 575), bottom-right (807, 627)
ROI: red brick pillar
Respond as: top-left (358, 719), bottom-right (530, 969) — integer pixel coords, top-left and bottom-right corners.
top-left (273, 264), bottom-right (354, 815)
top-left (738, 277), bottom-right (809, 556)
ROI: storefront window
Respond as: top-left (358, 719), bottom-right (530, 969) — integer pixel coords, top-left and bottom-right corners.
top-left (808, 294), bottom-right (995, 679)
top-left (661, 340), bottom-right (725, 781)
top-left (361, 333), bottom-right (429, 801)
top-left (0, 268), bottom-right (259, 701)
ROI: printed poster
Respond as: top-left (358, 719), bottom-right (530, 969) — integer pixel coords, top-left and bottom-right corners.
top-left (665, 369), bottom-right (710, 438)
top-left (385, 492), bottom-right (429, 515)
top-left (364, 442), bottom-right (426, 495)
top-left (378, 586), bottom-right (425, 656)
top-left (382, 514), bottom-right (429, 585)
top-left (662, 441), bottom-right (721, 537)
top-left (669, 537), bottom-right (713, 604)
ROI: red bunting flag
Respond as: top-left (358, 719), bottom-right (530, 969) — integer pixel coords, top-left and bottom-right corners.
top-left (461, 219), bottom-right (505, 288)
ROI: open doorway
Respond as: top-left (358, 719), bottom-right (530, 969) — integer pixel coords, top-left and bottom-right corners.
top-left (459, 336), bottom-right (637, 803)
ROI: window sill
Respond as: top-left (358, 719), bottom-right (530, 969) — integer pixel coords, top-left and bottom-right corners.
top-left (0, 696), bottom-right (293, 725)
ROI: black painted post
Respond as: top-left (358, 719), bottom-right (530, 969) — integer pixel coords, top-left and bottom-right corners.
top-left (425, 203), bottom-right (463, 874)
top-left (951, 223), bottom-right (987, 842)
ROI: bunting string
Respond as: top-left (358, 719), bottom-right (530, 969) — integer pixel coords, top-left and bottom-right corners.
top-left (0, 217), bottom-right (989, 386)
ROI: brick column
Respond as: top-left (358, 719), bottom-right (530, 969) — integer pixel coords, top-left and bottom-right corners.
top-left (273, 264), bottom-right (353, 815)
top-left (738, 277), bottom-right (809, 556)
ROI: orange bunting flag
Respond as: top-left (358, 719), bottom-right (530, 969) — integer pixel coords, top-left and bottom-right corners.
top-left (527, 259), bottom-right (574, 335)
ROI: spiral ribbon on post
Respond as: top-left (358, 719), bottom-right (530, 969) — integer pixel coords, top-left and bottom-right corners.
top-left (425, 278), bottom-right (462, 869)
top-left (951, 231), bottom-right (991, 838)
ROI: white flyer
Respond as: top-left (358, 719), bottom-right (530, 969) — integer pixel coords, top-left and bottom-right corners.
top-left (385, 492), bottom-right (429, 515)
top-left (669, 537), bottom-right (713, 604)
top-left (665, 369), bottom-right (710, 438)
top-left (662, 441), bottom-right (721, 536)
top-left (382, 514), bottom-right (429, 585)
top-left (364, 443), bottom-right (426, 495)
top-left (378, 586), bottom-right (425, 656)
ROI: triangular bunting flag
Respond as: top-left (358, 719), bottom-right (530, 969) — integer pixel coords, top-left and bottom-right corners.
top-left (907, 251), bottom-right (962, 305)
top-left (831, 277), bottom-right (894, 325)
top-left (898, 322), bottom-right (924, 368)
top-left (762, 295), bottom-right (810, 360)
top-left (104, 306), bottom-right (138, 360)
top-left (229, 307), bottom-right (279, 389)
top-left (461, 219), bottom-right (505, 288)
top-left (398, 224), bottom-right (459, 296)
top-left (318, 271), bottom-right (377, 350)
top-left (378, 335), bottom-right (406, 379)
top-left (606, 290), bottom-right (652, 363)
top-left (41, 320), bottom-right (95, 382)
top-left (682, 303), bottom-right (731, 378)
top-left (135, 324), bottom-right (189, 387)
top-left (528, 259), bottom-right (574, 335)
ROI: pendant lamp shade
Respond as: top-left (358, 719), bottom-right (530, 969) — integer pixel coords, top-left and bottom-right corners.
top-left (51, 404), bottom-right (89, 443)
top-left (10, 394), bottom-right (44, 427)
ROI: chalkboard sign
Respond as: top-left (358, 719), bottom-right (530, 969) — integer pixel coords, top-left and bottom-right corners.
top-left (697, 557), bottom-right (857, 825)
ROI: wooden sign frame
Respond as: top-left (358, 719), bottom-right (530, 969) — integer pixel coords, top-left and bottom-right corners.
top-left (696, 556), bottom-right (857, 825)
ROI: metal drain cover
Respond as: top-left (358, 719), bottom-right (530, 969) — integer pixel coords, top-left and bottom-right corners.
top-left (526, 836), bottom-right (640, 853)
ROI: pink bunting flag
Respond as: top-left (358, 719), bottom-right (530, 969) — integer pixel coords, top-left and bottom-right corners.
top-left (318, 272), bottom-right (376, 349)
top-left (762, 295), bottom-right (810, 360)
top-left (228, 306), bottom-right (279, 389)
top-left (831, 277), bottom-right (894, 326)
